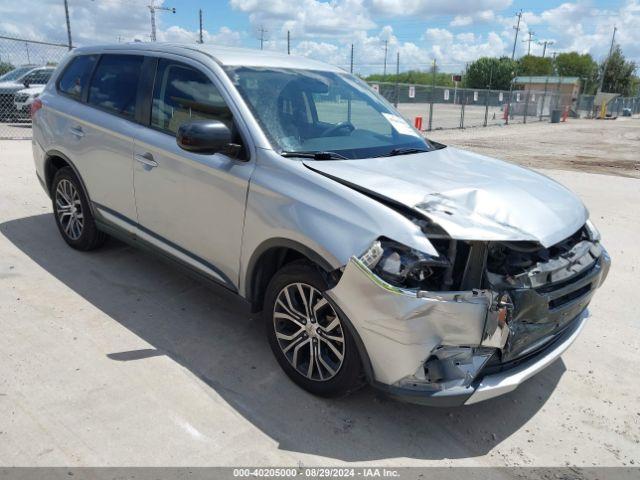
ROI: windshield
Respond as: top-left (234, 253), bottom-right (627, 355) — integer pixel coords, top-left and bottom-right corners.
top-left (0, 66), bottom-right (35, 82)
top-left (225, 67), bottom-right (430, 159)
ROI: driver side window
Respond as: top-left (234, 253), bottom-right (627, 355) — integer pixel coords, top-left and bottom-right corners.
top-left (151, 59), bottom-right (231, 135)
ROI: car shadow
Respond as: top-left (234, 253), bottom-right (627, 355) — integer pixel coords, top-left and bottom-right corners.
top-left (0, 213), bottom-right (565, 462)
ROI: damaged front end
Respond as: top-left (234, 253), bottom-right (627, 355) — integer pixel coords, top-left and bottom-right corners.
top-left (325, 221), bottom-right (610, 406)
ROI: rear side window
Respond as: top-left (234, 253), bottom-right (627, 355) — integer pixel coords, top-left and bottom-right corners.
top-left (23, 69), bottom-right (53, 85)
top-left (151, 59), bottom-right (231, 134)
top-left (58, 55), bottom-right (98, 99)
top-left (88, 54), bottom-right (143, 119)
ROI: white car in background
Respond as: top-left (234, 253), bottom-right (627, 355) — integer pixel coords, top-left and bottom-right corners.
top-left (14, 85), bottom-right (45, 120)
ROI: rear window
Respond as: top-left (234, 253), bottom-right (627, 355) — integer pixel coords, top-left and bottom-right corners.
top-left (88, 54), bottom-right (143, 119)
top-left (58, 55), bottom-right (98, 99)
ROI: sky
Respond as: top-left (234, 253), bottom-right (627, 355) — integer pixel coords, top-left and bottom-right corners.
top-left (0, 0), bottom-right (638, 74)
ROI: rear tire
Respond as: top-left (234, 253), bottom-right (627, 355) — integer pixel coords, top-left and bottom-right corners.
top-left (51, 167), bottom-right (106, 251)
top-left (263, 261), bottom-right (363, 397)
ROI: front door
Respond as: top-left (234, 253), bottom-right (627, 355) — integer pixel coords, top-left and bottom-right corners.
top-left (132, 58), bottom-right (254, 292)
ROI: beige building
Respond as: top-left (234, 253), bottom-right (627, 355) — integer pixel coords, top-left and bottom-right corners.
top-left (513, 76), bottom-right (581, 108)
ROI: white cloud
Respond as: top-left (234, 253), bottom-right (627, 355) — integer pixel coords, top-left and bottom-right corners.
top-left (231, 0), bottom-right (376, 38)
top-left (424, 28), bottom-right (454, 44)
top-left (371, 0), bottom-right (511, 17)
top-left (160, 26), bottom-right (243, 46)
top-left (0, 0), bottom-right (637, 77)
top-left (450, 16), bottom-right (473, 27)
top-left (450, 9), bottom-right (495, 26)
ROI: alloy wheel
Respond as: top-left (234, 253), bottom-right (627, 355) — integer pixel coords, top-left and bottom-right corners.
top-left (55, 179), bottom-right (84, 241)
top-left (273, 282), bottom-right (345, 381)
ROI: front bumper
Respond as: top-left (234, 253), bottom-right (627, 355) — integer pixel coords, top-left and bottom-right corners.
top-left (326, 250), bottom-right (610, 406)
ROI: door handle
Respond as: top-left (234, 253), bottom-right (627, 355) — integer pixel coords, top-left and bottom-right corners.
top-left (134, 153), bottom-right (158, 168)
top-left (69, 126), bottom-right (84, 138)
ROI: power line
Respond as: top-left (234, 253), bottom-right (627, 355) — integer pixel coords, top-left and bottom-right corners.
top-left (287, 30), bottom-right (290, 55)
top-left (511, 9), bottom-right (522, 60)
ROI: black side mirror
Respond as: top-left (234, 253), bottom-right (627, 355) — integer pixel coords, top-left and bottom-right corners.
top-left (176, 119), bottom-right (238, 155)
top-left (23, 80), bottom-right (30, 88)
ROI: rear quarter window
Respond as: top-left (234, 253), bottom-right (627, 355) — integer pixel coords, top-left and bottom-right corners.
top-left (57, 55), bottom-right (98, 100)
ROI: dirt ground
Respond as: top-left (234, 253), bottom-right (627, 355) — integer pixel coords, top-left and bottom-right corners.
top-left (428, 117), bottom-right (640, 179)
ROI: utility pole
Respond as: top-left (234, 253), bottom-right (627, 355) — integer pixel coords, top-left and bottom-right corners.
top-left (537, 40), bottom-right (554, 58)
top-left (522, 31), bottom-right (535, 56)
top-left (258, 25), bottom-right (267, 50)
top-left (287, 30), bottom-right (290, 55)
top-left (394, 51), bottom-right (400, 107)
top-left (511, 10), bottom-right (522, 60)
top-left (148, 0), bottom-right (175, 42)
top-left (198, 9), bottom-right (203, 44)
top-left (598, 25), bottom-right (617, 93)
top-left (63, 0), bottom-right (72, 50)
top-left (350, 43), bottom-right (354, 73)
top-left (428, 58), bottom-right (436, 130)
top-left (383, 40), bottom-right (388, 77)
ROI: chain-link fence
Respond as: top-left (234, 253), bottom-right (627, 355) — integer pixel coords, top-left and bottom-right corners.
top-left (0, 35), bottom-right (69, 139)
top-left (368, 81), bottom-right (579, 131)
top-left (574, 94), bottom-right (640, 118)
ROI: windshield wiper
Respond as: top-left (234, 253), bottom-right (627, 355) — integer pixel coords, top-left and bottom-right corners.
top-left (380, 147), bottom-right (430, 157)
top-left (280, 150), bottom-right (348, 160)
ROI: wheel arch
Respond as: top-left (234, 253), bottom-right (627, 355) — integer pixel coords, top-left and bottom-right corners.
top-left (44, 150), bottom-right (96, 215)
top-left (244, 238), bottom-right (335, 314)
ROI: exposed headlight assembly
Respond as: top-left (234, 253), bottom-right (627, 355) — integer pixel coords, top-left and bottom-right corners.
top-left (359, 238), bottom-right (450, 290)
top-left (585, 219), bottom-right (601, 242)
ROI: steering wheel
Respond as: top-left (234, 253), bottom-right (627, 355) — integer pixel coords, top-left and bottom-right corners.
top-left (320, 121), bottom-right (355, 137)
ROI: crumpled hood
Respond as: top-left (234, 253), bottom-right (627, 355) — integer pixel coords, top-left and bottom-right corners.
top-left (305, 146), bottom-right (588, 247)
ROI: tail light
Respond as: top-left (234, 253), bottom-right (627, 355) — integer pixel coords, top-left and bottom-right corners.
top-left (30, 98), bottom-right (43, 119)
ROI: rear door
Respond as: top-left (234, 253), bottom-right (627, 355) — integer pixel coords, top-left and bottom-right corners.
top-left (132, 56), bottom-right (254, 292)
top-left (59, 54), bottom-right (145, 226)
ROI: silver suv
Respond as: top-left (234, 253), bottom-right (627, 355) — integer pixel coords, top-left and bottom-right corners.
top-left (32, 44), bottom-right (609, 406)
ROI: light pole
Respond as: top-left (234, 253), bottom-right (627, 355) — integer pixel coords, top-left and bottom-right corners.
top-left (63, 0), bottom-right (72, 50)
top-left (148, 0), bottom-right (176, 42)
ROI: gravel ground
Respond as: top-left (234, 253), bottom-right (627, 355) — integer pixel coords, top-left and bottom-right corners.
top-left (428, 117), bottom-right (640, 179)
top-left (0, 128), bottom-right (639, 468)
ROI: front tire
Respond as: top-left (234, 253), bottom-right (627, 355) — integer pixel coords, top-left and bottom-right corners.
top-left (263, 261), bottom-right (363, 397)
top-left (52, 167), bottom-right (106, 251)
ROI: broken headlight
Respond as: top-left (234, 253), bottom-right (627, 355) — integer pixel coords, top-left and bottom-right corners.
top-left (359, 238), bottom-right (450, 290)
top-left (585, 219), bottom-right (601, 242)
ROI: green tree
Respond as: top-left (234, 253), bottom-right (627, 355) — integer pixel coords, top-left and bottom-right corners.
top-left (464, 57), bottom-right (518, 90)
top-left (554, 52), bottom-right (598, 93)
top-left (517, 55), bottom-right (554, 75)
top-left (631, 76), bottom-right (640, 97)
top-left (0, 62), bottom-right (15, 76)
top-left (600, 45), bottom-right (637, 96)
top-left (554, 52), bottom-right (597, 78)
top-left (365, 69), bottom-right (454, 86)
